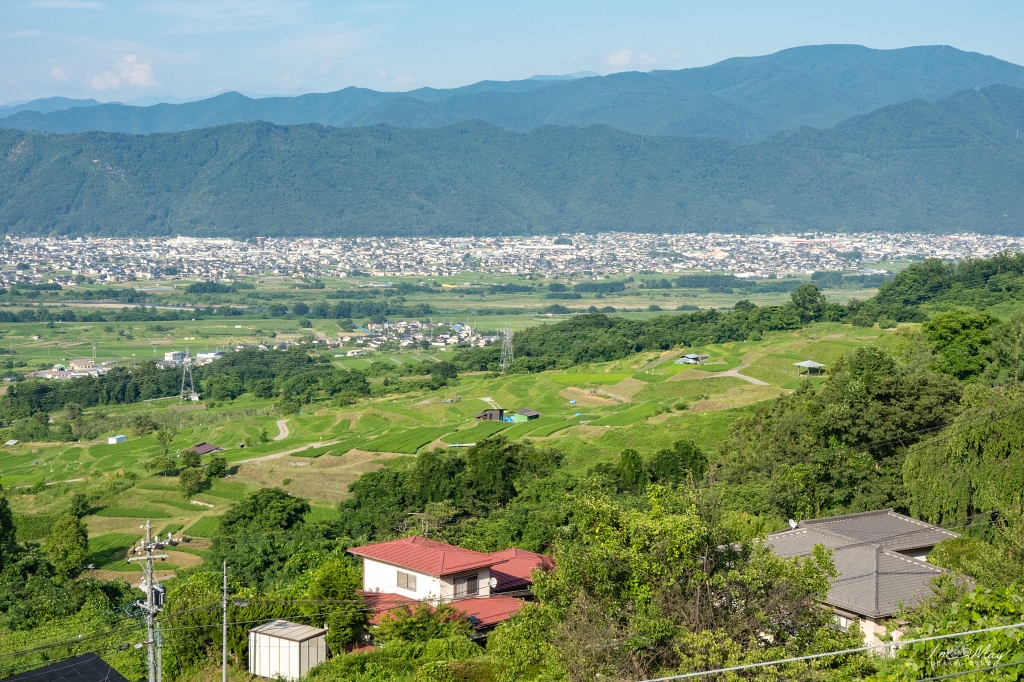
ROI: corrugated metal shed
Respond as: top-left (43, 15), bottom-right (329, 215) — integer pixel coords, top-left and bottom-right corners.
top-left (249, 620), bottom-right (326, 642)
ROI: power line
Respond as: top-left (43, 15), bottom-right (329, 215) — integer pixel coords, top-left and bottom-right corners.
top-left (915, 659), bottom-right (1024, 681)
top-left (638, 621), bottom-right (1024, 681)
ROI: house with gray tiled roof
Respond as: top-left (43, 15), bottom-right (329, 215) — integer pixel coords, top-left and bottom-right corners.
top-left (766, 509), bottom-right (959, 648)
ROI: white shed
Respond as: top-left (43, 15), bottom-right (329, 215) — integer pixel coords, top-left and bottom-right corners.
top-left (108, 435), bottom-right (126, 444)
top-left (248, 620), bottom-right (328, 680)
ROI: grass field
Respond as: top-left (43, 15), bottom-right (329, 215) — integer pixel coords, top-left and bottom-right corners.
top-left (95, 506), bottom-right (172, 519)
top-left (2, 304), bottom-right (903, 574)
top-left (87, 532), bottom-right (141, 569)
top-left (361, 426), bottom-right (455, 454)
top-left (440, 420), bottom-right (511, 444)
top-left (185, 515), bottom-right (222, 538)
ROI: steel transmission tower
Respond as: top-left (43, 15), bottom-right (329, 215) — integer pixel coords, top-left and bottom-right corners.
top-left (499, 324), bottom-right (514, 373)
top-left (179, 349), bottom-right (197, 402)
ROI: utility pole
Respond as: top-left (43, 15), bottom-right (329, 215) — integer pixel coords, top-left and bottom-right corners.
top-left (156, 621), bottom-right (163, 682)
top-left (127, 520), bottom-right (168, 682)
top-left (222, 561), bottom-right (228, 682)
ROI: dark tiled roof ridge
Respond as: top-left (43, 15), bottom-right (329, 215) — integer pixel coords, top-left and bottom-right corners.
top-left (798, 508), bottom-right (897, 525)
top-left (767, 526), bottom-right (861, 545)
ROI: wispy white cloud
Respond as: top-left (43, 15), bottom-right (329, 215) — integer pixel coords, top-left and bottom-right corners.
top-left (145, 0), bottom-right (309, 33)
top-left (50, 66), bottom-right (69, 81)
top-left (89, 55), bottom-right (157, 91)
top-left (606, 49), bottom-right (633, 68)
top-left (29, 0), bottom-right (106, 9)
top-left (4, 29), bottom-right (43, 37)
top-left (605, 49), bottom-right (659, 70)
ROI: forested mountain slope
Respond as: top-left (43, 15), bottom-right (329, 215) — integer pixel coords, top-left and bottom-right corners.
top-left (3, 45), bottom-right (1023, 139)
top-left (1, 85), bottom-right (1022, 237)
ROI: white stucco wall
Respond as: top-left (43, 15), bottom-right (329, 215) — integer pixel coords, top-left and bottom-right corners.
top-left (362, 558), bottom-right (442, 601)
top-left (362, 559), bottom-right (492, 603)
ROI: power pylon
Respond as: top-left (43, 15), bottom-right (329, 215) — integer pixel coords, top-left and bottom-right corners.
top-left (499, 323), bottom-right (514, 373)
top-left (179, 349), bottom-right (198, 402)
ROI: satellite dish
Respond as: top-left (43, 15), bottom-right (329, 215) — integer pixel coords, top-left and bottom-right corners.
top-left (488, 577), bottom-right (497, 589)
top-left (788, 519), bottom-right (798, 529)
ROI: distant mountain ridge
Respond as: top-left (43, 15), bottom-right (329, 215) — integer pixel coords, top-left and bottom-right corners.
top-left (1, 84), bottom-right (1022, 238)
top-left (0, 97), bottom-right (103, 116)
top-left (3, 45), bottom-right (1024, 140)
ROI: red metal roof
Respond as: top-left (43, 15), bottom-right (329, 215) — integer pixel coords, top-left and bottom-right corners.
top-left (452, 595), bottom-right (524, 628)
top-left (359, 591), bottom-right (524, 629)
top-left (348, 537), bottom-right (499, 576)
top-left (358, 591), bottom-right (417, 625)
top-left (488, 548), bottom-right (555, 592)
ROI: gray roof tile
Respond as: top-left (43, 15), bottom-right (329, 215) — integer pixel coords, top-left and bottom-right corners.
top-left (765, 509), bottom-right (958, 618)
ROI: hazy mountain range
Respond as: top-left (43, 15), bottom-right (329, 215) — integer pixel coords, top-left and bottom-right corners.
top-left (1, 44), bottom-right (1023, 237)
top-left (2, 84), bottom-right (1021, 238)
top-left (3, 45), bottom-right (1024, 141)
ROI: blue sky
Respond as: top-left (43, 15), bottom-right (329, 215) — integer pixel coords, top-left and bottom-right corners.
top-left (2, 0), bottom-right (1023, 105)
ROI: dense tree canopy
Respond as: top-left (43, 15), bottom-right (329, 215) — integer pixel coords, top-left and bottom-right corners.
top-left (719, 346), bottom-right (962, 519)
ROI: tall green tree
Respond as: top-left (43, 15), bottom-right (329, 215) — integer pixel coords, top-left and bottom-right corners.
top-left (0, 484), bottom-right (17, 571)
top-left (721, 346), bottom-right (961, 519)
top-left (982, 313), bottom-right (1024, 386)
top-left (178, 467), bottom-right (205, 499)
top-left (494, 485), bottom-right (873, 681)
top-left (922, 309), bottom-right (995, 381)
top-left (46, 513), bottom-right (88, 581)
top-left (905, 385), bottom-right (1024, 524)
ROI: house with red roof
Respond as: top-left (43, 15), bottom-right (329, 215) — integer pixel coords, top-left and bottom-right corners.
top-left (347, 537), bottom-right (553, 630)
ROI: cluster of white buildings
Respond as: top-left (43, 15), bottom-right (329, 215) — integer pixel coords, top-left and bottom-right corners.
top-left (159, 350), bottom-right (224, 367)
top-left (4, 232), bottom-right (1021, 284)
top-left (32, 358), bottom-right (110, 380)
top-left (355, 321), bottom-right (497, 351)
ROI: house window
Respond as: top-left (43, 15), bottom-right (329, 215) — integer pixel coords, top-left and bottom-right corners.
top-left (397, 571), bottom-right (417, 591)
top-left (454, 575), bottom-right (478, 598)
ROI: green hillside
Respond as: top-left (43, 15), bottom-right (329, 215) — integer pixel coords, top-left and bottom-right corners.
top-left (1, 85), bottom-right (1023, 237)
top-left (3, 45), bottom-right (1023, 139)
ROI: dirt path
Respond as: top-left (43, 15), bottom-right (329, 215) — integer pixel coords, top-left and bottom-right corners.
top-left (715, 364), bottom-right (769, 386)
top-left (273, 418), bottom-right (290, 440)
top-left (236, 439), bottom-right (341, 464)
top-left (667, 363), bottom-right (769, 386)
top-left (639, 350), bottom-right (679, 371)
top-left (479, 397), bottom-right (500, 409)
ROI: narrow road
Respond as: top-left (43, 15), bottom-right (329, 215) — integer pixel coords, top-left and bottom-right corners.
top-left (479, 397), bottom-right (500, 409)
top-left (671, 363), bottom-right (769, 386)
top-left (639, 350), bottom-right (679, 371)
top-left (235, 439), bottom-right (341, 464)
top-left (273, 418), bottom-right (290, 441)
top-left (718, 364), bottom-right (769, 386)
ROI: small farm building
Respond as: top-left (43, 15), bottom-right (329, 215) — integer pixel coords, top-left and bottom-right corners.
top-left (676, 354), bottom-right (709, 365)
top-left (248, 620), bottom-right (328, 680)
top-left (108, 435), bottom-right (126, 444)
top-left (475, 408), bottom-right (504, 421)
top-left (511, 409), bottom-right (541, 422)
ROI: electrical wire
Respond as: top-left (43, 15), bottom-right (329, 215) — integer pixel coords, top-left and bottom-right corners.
top-left (0, 618), bottom-right (142, 660)
top-left (915, 659), bottom-right (1024, 681)
top-left (637, 621), bottom-right (1024, 681)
